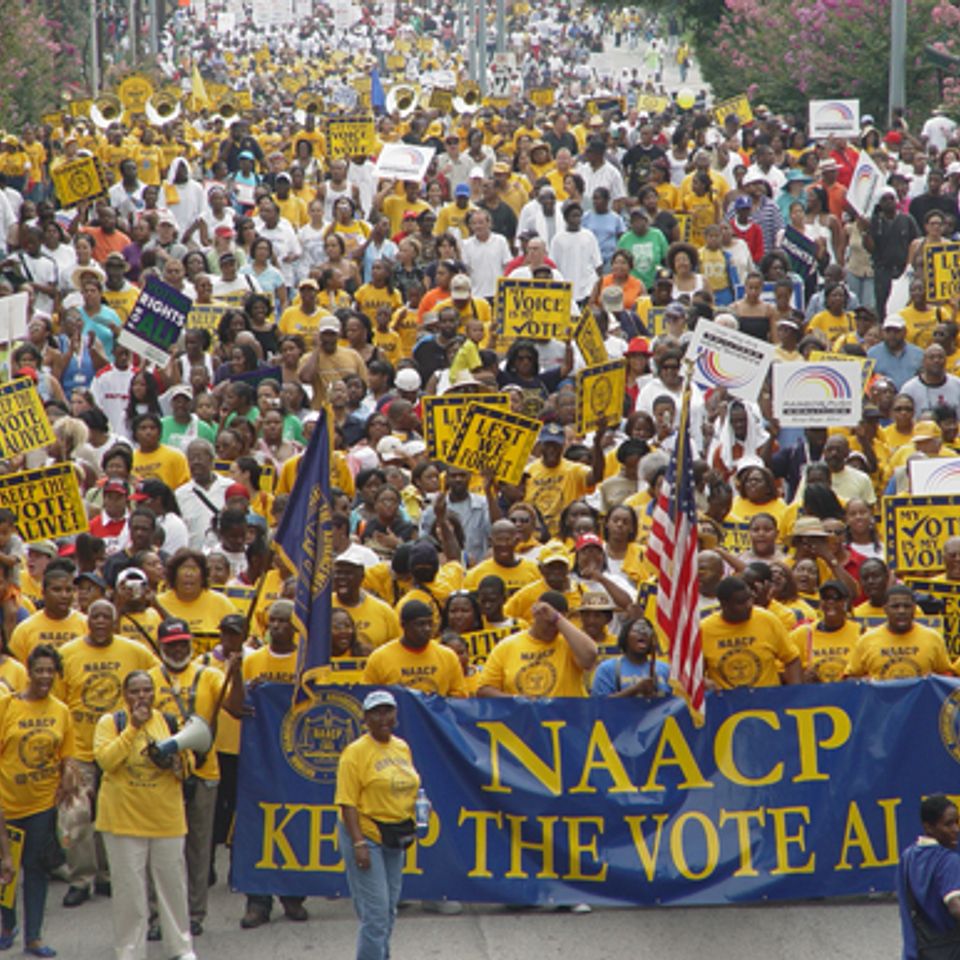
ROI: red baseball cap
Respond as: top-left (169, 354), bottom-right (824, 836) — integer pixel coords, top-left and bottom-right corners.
top-left (574, 533), bottom-right (604, 551)
top-left (626, 337), bottom-right (652, 356)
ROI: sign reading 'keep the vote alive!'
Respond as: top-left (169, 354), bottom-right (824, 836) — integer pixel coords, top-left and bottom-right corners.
top-left (496, 277), bottom-right (574, 341)
top-left (0, 378), bottom-right (55, 457)
top-left (0, 463), bottom-right (89, 542)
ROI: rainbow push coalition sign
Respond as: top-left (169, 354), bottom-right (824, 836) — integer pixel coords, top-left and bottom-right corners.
top-left (772, 360), bottom-right (862, 427)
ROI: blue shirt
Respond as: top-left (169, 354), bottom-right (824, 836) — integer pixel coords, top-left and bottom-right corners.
top-left (590, 656), bottom-right (671, 696)
top-left (80, 304), bottom-right (121, 360)
top-left (582, 210), bottom-right (625, 267)
top-left (362, 238), bottom-right (399, 284)
top-left (897, 838), bottom-right (960, 959)
top-left (867, 340), bottom-right (924, 390)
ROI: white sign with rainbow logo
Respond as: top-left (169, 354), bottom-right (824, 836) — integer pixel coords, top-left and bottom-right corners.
top-left (809, 99), bottom-right (860, 139)
top-left (910, 458), bottom-right (960, 495)
top-left (772, 360), bottom-right (862, 427)
top-left (685, 318), bottom-right (774, 403)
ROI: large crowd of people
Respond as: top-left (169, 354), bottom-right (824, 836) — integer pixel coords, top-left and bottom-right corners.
top-left (0, 0), bottom-right (959, 956)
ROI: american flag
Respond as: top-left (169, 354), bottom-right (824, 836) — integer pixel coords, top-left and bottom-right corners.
top-left (647, 380), bottom-right (705, 715)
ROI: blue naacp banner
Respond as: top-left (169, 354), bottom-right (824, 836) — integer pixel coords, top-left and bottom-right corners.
top-left (232, 679), bottom-right (960, 906)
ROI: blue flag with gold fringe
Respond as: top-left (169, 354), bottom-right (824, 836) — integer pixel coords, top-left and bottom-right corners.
top-left (273, 407), bottom-right (334, 696)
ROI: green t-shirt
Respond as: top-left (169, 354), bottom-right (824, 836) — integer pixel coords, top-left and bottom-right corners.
top-left (160, 415), bottom-right (217, 452)
top-left (617, 227), bottom-right (669, 288)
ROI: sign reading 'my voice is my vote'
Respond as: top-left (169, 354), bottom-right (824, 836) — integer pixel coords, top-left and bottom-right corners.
top-left (233, 680), bottom-right (960, 906)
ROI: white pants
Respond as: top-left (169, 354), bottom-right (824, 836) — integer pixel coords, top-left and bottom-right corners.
top-left (102, 833), bottom-right (196, 960)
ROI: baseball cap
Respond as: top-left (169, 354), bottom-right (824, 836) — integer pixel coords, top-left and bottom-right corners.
top-left (626, 336), bottom-right (653, 355)
top-left (156, 213), bottom-right (177, 227)
top-left (913, 421), bottom-right (942, 442)
top-left (363, 689), bottom-right (397, 711)
top-left (219, 613), bottom-right (247, 633)
top-left (27, 540), bottom-right (58, 558)
top-left (376, 435), bottom-right (406, 461)
top-left (574, 533), bottom-right (604, 551)
top-left (742, 168), bottom-right (766, 186)
top-left (819, 579), bottom-right (851, 599)
top-left (224, 482), bottom-right (251, 500)
top-left (158, 617), bottom-right (193, 644)
top-left (131, 478), bottom-right (169, 501)
top-left (733, 195), bottom-right (752, 210)
top-left (102, 479), bottom-right (129, 496)
top-left (395, 368), bottom-right (422, 392)
top-left (299, 278), bottom-right (319, 290)
top-left (600, 286), bottom-right (624, 310)
top-left (878, 186), bottom-right (897, 201)
top-left (538, 541), bottom-right (572, 567)
top-left (492, 161), bottom-right (511, 174)
top-left (335, 544), bottom-right (371, 568)
top-left (882, 315), bottom-right (907, 329)
top-left (318, 316), bottom-right (341, 333)
top-left (214, 225), bottom-right (236, 238)
top-left (577, 590), bottom-right (616, 612)
top-left (454, 183), bottom-right (471, 198)
top-left (450, 274), bottom-right (472, 297)
top-left (468, 165), bottom-right (485, 179)
top-left (104, 252), bottom-right (127, 266)
top-left (169, 384), bottom-right (193, 401)
top-left (117, 567), bottom-right (148, 588)
top-left (75, 572), bottom-right (107, 590)
top-left (538, 422), bottom-right (565, 445)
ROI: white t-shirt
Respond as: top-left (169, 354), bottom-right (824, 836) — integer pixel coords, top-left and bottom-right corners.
top-left (90, 365), bottom-right (135, 436)
top-left (175, 474), bottom-right (234, 551)
top-left (461, 233), bottom-right (512, 298)
top-left (549, 228), bottom-right (602, 301)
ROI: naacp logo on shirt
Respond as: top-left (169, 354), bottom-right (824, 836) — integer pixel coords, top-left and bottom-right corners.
top-left (879, 655), bottom-right (922, 680)
top-left (281, 689), bottom-right (364, 783)
top-left (939, 688), bottom-right (960, 764)
top-left (718, 648), bottom-right (762, 687)
top-left (516, 659), bottom-right (558, 696)
top-left (82, 672), bottom-right (122, 712)
top-left (17, 728), bottom-right (58, 769)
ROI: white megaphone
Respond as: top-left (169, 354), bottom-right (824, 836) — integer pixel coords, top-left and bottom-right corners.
top-left (152, 714), bottom-right (213, 759)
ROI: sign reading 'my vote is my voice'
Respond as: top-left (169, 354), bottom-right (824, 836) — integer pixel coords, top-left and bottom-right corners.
top-left (496, 277), bottom-right (574, 341)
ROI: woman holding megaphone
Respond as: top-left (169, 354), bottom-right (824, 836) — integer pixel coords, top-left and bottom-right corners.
top-left (93, 670), bottom-right (198, 960)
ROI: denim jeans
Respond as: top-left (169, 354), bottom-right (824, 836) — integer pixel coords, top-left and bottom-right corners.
top-left (0, 806), bottom-right (56, 944)
top-left (339, 823), bottom-right (404, 960)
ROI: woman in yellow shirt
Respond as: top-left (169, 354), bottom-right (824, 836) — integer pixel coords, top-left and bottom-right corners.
top-left (336, 689), bottom-right (421, 960)
top-left (879, 394), bottom-right (916, 451)
top-left (0, 644), bottom-right (78, 957)
top-left (354, 261), bottom-right (403, 327)
top-left (94, 669), bottom-right (193, 960)
top-left (730, 464), bottom-right (789, 528)
top-left (157, 552), bottom-right (236, 653)
top-left (131, 414), bottom-right (190, 490)
top-left (807, 283), bottom-right (854, 347)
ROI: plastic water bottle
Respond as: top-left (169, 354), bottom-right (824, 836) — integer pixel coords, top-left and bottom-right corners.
top-left (415, 788), bottom-right (431, 834)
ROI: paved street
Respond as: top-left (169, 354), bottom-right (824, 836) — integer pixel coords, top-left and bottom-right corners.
top-left (32, 846), bottom-right (903, 960)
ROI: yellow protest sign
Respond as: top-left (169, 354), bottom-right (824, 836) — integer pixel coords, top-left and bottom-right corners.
top-left (483, 97), bottom-right (512, 110)
top-left (68, 98), bottom-right (93, 118)
top-left (646, 307), bottom-right (668, 337)
top-left (0, 463), bottom-right (89, 542)
top-left (586, 96), bottom-right (625, 115)
top-left (903, 579), bottom-right (960, 658)
top-left (206, 82), bottom-right (229, 101)
top-left (326, 116), bottom-right (377, 158)
top-left (422, 393), bottom-right (510, 464)
top-left (386, 54), bottom-right (406, 72)
top-left (429, 88), bottom-right (455, 113)
top-left (924, 242), bottom-right (960, 304)
top-left (462, 625), bottom-right (515, 664)
top-left (674, 213), bottom-right (692, 242)
top-left (576, 359), bottom-right (626, 433)
top-left (0, 826), bottom-right (24, 910)
top-left (395, 40), bottom-right (412, 54)
top-left (809, 350), bottom-right (875, 392)
top-left (446, 404), bottom-right (540, 485)
top-left (418, 37), bottom-right (434, 52)
top-left (41, 112), bottom-right (63, 128)
top-left (711, 94), bottom-right (754, 126)
top-left (281, 75), bottom-right (302, 94)
top-left (573, 306), bottom-right (608, 365)
top-left (529, 88), bottom-right (555, 108)
top-left (51, 156), bottom-right (109, 207)
top-left (117, 73), bottom-right (154, 112)
top-left (234, 90), bottom-right (253, 109)
top-left (636, 93), bottom-right (671, 114)
top-left (187, 303), bottom-right (228, 340)
top-left (224, 584), bottom-right (257, 617)
top-left (882, 493), bottom-right (960, 574)
top-left (721, 520), bottom-right (753, 556)
top-left (254, 47), bottom-right (270, 66)
top-left (496, 277), bottom-right (574, 342)
top-left (0, 378), bottom-right (56, 458)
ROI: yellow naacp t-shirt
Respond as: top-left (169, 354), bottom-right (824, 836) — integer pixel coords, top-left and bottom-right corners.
top-left (335, 733), bottom-right (420, 843)
top-left (334, 593), bottom-right (402, 649)
top-left (94, 710), bottom-right (186, 837)
top-left (198, 649), bottom-right (242, 755)
top-left (148, 661), bottom-right (224, 782)
top-left (700, 606), bottom-right (798, 689)
top-left (0, 657), bottom-right (27, 695)
top-left (504, 579), bottom-right (590, 626)
top-left (0, 693), bottom-right (75, 819)
top-left (478, 629), bottom-right (589, 697)
top-left (845, 624), bottom-right (952, 679)
top-left (243, 646), bottom-right (299, 685)
top-left (117, 608), bottom-right (163, 651)
top-left (9, 610), bottom-right (88, 663)
top-left (55, 636), bottom-right (157, 761)
top-left (464, 557), bottom-right (542, 596)
top-left (789, 619), bottom-right (862, 683)
top-left (361, 639), bottom-right (466, 696)
top-left (132, 444), bottom-right (190, 490)
top-left (156, 589), bottom-right (237, 654)
top-left (526, 459), bottom-right (593, 536)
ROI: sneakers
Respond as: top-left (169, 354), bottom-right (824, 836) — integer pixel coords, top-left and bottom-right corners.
top-left (0, 928), bottom-right (17, 951)
top-left (421, 900), bottom-right (464, 915)
top-left (240, 907), bottom-right (270, 929)
top-left (61, 887), bottom-right (89, 908)
top-left (281, 900), bottom-right (308, 922)
top-left (93, 880), bottom-right (111, 897)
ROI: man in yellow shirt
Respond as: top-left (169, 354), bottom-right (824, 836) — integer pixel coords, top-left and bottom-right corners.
top-left (56, 599), bottom-right (157, 907)
top-left (9, 566), bottom-right (87, 663)
top-left (701, 577), bottom-right (802, 689)
top-left (464, 519), bottom-right (542, 596)
top-left (846, 585), bottom-right (953, 679)
top-left (789, 580), bottom-right (862, 682)
top-left (477, 592), bottom-right (598, 697)
top-left (273, 172), bottom-right (309, 227)
top-left (435, 184), bottom-right (475, 238)
top-left (361, 600), bottom-right (466, 695)
top-left (278, 278), bottom-right (331, 337)
top-left (505, 541), bottom-right (591, 625)
top-left (147, 617), bottom-right (226, 937)
top-left (333, 546), bottom-right (402, 649)
top-left (379, 180), bottom-right (430, 235)
top-left (526, 422), bottom-right (603, 536)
